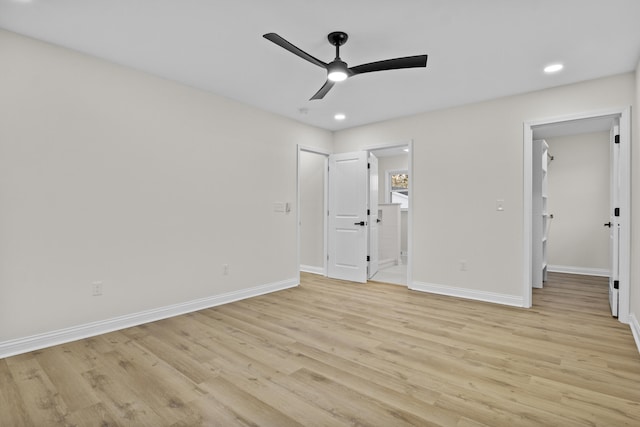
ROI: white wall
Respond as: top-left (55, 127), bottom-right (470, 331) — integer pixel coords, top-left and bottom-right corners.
top-left (0, 30), bottom-right (332, 345)
top-left (631, 58), bottom-right (640, 340)
top-left (1, 29), bottom-right (638, 354)
top-left (546, 132), bottom-right (610, 272)
top-left (334, 73), bottom-right (635, 304)
top-left (299, 151), bottom-right (326, 272)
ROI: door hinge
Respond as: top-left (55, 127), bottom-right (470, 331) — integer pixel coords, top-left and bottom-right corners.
top-left (366, 255), bottom-right (370, 262)
top-left (614, 280), bottom-right (619, 290)
top-left (615, 208), bottom-right (620, 217)
top-left (615, 134), bottom-right (620, 144)
top-left (367, 209), bottom-right (370, 216)
top-left (367, 163), bottom-right (371, 169)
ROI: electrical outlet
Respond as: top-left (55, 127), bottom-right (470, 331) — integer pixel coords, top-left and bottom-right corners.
top-left (92, 281), bottom-right (103, 296)
top-left (459, 260), bottom-right (468, 271)
top-left (223, 264), bottom-right (229, 276)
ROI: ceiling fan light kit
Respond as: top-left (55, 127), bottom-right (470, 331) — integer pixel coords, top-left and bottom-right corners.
top-left (327, 61), bottom-right (348, 82)
top-left (263, 31), bottom-right (428, 100)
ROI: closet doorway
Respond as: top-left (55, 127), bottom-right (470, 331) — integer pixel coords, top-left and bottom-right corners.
top-left (523, 108), bottom-right (631, 323)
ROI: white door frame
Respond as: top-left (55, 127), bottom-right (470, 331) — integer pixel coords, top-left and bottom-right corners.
top-left (368, 153), bottom-right (380, 279)
top-left (522, 107), bottom-right (631, 323)
top-left (366, 140), bottom-right (413, 287)
top-left (297, 141), bottom-right (414, 287)
top-left (297, 145), bottom-right (329, 282)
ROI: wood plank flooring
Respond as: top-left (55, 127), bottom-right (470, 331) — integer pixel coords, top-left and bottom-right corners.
top-left (1, 272), bottom-right (639, 426)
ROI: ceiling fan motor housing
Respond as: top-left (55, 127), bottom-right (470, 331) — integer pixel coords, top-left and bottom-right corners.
top-left (328, 31), bottom-right (349, 47)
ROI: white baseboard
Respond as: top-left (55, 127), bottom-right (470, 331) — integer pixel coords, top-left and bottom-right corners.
top-left (300, 265), bottom-right (325, 275)
top-left (629, 314), bottom-right (640, 355)
top-left (410, 281), bottom-right (525, 308)
top-left (547, 265), bottom-right (610, 277)
top-left (0, 278), bottom-right (298, 359)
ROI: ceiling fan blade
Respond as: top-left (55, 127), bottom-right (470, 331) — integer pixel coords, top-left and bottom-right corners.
top-left (310, 80), bottom-right (335, 100)
top-left (349, 54), bottom-right (428, 75)
top-left (263, 33), bottom-right (328, 69)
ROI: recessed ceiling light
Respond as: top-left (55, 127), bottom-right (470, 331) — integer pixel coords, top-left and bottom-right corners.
top-left (334, 113), bottom-right (346, 120)
top-left (544, 63), bottom-right (563, 73)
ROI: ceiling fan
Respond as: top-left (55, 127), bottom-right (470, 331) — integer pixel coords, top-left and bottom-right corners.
top-left (263, 31), bottom-right (428, 100)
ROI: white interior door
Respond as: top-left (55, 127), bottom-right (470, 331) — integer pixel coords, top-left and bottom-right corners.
top-left (531, 139), bottom-right (545, 289)
top-left (328, 151), bottom-right (368, 283)
top-left (608, 120), bottom-right (620, 317)
top-left (368, 153), bottom-right (379, 279)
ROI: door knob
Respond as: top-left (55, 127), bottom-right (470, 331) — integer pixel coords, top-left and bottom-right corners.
top-left (604, 222), bottom-right (612, 228)
top-left (354, 221), bottom-right (366, 226)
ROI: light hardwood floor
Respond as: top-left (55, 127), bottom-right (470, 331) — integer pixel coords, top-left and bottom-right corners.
top-left (1, 272), bottom-right (639, 426)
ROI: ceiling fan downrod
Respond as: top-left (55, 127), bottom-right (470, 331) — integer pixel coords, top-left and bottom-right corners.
top-left (328, 31), bottom-right (349, 59)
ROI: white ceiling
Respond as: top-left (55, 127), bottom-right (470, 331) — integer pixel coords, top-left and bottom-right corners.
top-left (1, 0), bottom-right (640, 131)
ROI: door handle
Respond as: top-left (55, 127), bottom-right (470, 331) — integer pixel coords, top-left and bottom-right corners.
top-left (354, 221), bottom-right (366, 226)
top-left (376, 218), bottom-right (381, 223)
top-left (604, 222), bottom-right (612, 228)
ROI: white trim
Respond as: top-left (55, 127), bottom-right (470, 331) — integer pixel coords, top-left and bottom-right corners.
top-left (0, 278), bottom-right (298, 359)
top-left (523, 107), bottom-right (631, 322)
top-left (523, 123), bottom-right (533, 308)
top-left (300, 265), bottom-right (325, 275)
top-left (296, 145), bottom-right (331, 157)
top-left (364, 141), bottom-right (413, 153)
top-left (410, 281), bottom-right (525, 308)
top-left (547, 265), bottom-right (610, 277)
top-left (617, 108), bottom-right (631, 324)
top-left (407, 141), bottom-right (413, 288)
top-left (629, 314), bottom-right (640, 355)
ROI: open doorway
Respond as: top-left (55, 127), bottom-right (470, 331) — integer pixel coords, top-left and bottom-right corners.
top-left (297, 147), bottom-right (329, 278)
top-left (297, 142), bottom-right (412, 287)
top-left (523, 108), bottom-right (631, 323)
top-left (536, 124), bottom-right (611, 278)
top-left (368, 145), bottom-right (410, 285)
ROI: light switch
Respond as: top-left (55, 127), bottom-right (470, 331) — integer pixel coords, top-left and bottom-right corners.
top-left (496, 199), bottom-right (505, 212)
